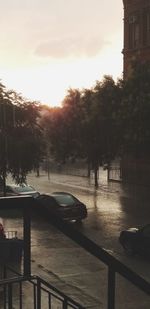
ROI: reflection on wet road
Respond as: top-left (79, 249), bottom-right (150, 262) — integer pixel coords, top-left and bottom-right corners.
top-left (26, 171), bottom-right (150, 280)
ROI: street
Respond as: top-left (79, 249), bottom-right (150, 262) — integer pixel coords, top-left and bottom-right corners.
top-left (2, 170), bottom-right (150, 308)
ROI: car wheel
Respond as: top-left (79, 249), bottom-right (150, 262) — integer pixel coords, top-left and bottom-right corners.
top-left (123, 241), bottom-right (135, 256)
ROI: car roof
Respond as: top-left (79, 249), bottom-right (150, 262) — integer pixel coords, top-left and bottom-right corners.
top-left (6, 184), bottom-right (36, 192)
top-left (7, 183), bottom-right (31, 187)
top-left (37, 194), bottom-right (54, 199)
top-left (51, 192), bottom-right (73, 196)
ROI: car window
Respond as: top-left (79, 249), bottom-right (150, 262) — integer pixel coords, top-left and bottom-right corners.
top-left (53, 194), bottom-right (76, 206)
top-left (142, 225), bottom-right (150, 237)
top-left (39, 196), bottom-right (58, 207)
top-left (13, 185), bottom-right (35, 193)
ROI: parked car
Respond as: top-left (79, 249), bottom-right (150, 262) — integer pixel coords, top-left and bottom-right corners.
top-left (35, 192), bottom-right (88, 222)
top-left (0, 183), bottom-right (40, 198)
top-left (119, 223), bottom-right (150, 256)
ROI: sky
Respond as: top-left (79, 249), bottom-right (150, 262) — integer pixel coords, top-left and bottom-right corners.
top-left (0, 0), bottom-right (124, 107)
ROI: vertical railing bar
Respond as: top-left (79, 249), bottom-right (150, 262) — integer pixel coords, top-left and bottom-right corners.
top-left (108, 266), bottom-right (115, 309)
top-left (23, 204), bottom-right (31, 277)
top-left (34, 282), bottom-right (37, 309)
top-left (48, 292), bottom-right (51, 309)
top-left (36, 277), bottom-right (41, 309)
top-left (63, 297), bottom-right (68, 309)
top-left (3, 283), bottom-right (7, 309)
top-left (19, 281), bottom-right (22, 309)
top-left (8, 283), bottom-right (13, 309)
top-left (3, 265), bottom-right (7, 309)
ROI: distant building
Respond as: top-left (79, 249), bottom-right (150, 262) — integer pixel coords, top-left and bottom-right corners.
top-left (123, 0), bottom-right (150, 78)
top-left (113, 0), bottom-right (150, 185)
top-left (109, 1), bottom-right (150, 184)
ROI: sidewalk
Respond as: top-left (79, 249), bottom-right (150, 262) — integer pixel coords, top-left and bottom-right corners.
top-left (27, 169), bottom-right (150, 202)
top-left (27, 168), bottom-right (125, 195)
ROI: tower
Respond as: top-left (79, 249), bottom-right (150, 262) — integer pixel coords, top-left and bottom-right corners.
top-left (123, 0), bottom-right (150, 77)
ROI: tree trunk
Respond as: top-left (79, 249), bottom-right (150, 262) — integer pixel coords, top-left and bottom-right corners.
top-left (87, 161), bottom-right (91, 178)
top-left (2, 170), bottom-right (6, 197)
top-left (94, 164), bottom-right (99, 188)
top-left (36, 167), bottom-right (40, 177)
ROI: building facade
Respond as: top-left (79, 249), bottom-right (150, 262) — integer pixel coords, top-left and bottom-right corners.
top-left (123, 0), bottom-right (150, 77)
top-left (114, 0), bottom-right (150, 185)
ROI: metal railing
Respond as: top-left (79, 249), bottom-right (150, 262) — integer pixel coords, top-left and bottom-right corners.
top-left (48, 214), bottom-right (150, 309)
top-left (0, 273), bottom-right (85, 309)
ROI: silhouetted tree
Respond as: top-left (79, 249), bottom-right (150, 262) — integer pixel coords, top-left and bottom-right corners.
top-left (81, 76), bottom-right (122, 187)
top-left (0, 84), bottom-right (44, 194)
top-left (121, 61), bottom-right (150, 158)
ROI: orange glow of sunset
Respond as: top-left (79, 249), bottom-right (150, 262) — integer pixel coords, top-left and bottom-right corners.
top-left (0, 0), bottom-right (123, 107)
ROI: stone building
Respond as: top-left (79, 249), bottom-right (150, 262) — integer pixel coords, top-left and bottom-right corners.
top-left (123, 0), bottom-right (150, 77)
top-left (109, 1), bottom-right (150, 184)
top-left (113, 0), bottom-right (150, 185)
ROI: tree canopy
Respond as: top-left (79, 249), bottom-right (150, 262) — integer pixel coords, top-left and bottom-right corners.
top-left (121, 61), bottom-right (150, 158)
top-left (0, 84), bottom-right (44, 193)
top-left (1, 60), bottom-right (150, 189)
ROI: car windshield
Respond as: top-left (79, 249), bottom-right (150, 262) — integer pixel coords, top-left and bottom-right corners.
top-left (10, 185), bottom-right (35, 193)
top-left (53, 194), bottom-right (76, 206)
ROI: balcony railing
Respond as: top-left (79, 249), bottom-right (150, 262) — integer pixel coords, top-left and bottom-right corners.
top-left (0, 273), bottom-right (85, 309)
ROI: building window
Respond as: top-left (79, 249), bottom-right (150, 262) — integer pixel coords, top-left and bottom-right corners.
top-left (128, 14), bottom-right (140, 49)
top-left (143, 9), bottom-right (150, 46)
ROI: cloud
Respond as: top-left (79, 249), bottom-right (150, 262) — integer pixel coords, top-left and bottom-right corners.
top-left (35, 35), bottom-right (109, 59)
top-left (0, 0), bottom-right (123, 64)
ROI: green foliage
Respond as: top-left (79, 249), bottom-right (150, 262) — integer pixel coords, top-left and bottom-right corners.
top-left (3, 59), bottom-right (148, 188)
top-left (41, 89), bottom-right (84, 163)
top-left (0, 84), bottom-right (44, 185)
top-left (40, 77), bottom-right (123, 186)
top-left (81, 76), bottom-right (123, 167)
top-left (121, 61), bottom-right (150, 158)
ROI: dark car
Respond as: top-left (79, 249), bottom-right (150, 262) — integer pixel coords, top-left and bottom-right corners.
top-left (35, 192), bottom-right (88, 222)
top-left (119, 224), bottom-right (150, 256)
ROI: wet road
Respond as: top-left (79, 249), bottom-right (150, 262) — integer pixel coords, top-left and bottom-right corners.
top-left (27, 171), bottom-right (150, 258)
top-left (2, 170), bottom-right (150, 308)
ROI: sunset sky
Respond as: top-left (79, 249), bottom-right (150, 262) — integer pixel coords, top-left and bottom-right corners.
top-left (0, 0), bottom-right (123, 107)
